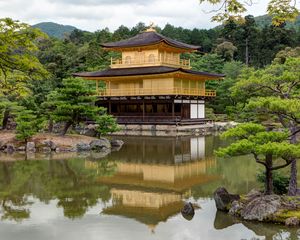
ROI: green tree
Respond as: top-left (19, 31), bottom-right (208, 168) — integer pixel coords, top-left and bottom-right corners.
top-left (48, 77), bottom-right (104, 135)
top-left (15, 109), bottom-right (40, 146)
top-left (214, 41), bottom-right (237, 61)
top-left (216, 123), bottom-right (300, 195)
top-left (95, 114), bottom-right (120, 137)
top-left (0, 18), bottom-right (48, 129)
top-left (231, 57), bottom-right (300, 195)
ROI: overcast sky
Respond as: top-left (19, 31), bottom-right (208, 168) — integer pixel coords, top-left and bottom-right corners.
top-left (0, 0), bottom-right (270, 31)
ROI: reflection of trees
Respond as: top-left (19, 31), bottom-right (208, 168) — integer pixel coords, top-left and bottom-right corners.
top-left (0, 158), bottom-right (116, 221)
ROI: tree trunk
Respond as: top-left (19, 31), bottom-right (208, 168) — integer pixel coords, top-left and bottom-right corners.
top-left (61, 121), bottom-right (72, 136)
top-left (288, 128), bottom-right (298, 196)
top-left (265, 154), bottom-right (273, 195)
top-left (48, 118), bottom-right (53, 133)
top-left (245, 37), bottom-right (249, 66)
top-left (2, 109), bottom-right (9, 130)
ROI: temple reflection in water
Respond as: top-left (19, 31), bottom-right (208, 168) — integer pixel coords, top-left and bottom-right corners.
top-left (85, 136), bottom-right (219, 228)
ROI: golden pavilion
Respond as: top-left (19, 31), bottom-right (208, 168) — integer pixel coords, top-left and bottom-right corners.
top-left (74, 26), bottom-right (224, 124)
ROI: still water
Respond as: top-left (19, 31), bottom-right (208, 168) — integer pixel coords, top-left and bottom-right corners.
top-left (0, 135), bottom-right (299, 240)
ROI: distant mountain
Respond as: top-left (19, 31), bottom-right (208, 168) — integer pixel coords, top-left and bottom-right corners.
top-left (32, 22), bottom-right (77, 39)
top-left (254, 14), bottom-right (300, 29)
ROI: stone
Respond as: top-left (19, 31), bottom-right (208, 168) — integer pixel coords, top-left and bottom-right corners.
top-left (213, 187), bottom-right (240, 211)
top-left (181, 202), bottom-right (195, 220)
top-left (90, 138), bottom-right (111, 151)
top-left (285, 217), bottom-right (300, 227)
top-left (17, 146), bottom-right (26, 151)
top-left (241, 195), bottom-right (281, 221)
top-left (110, 139), bottom-right (124, 148)
top-left (76, 142), bottom-right (91, 152)
top-left (43, 140), bottom-right (57, 151)
top-left (26, 142), bottom-right (36, 152)
top-left (229, 200), bottom-right (243, 216)
top-left (3, 144), bottom-right (15, 153)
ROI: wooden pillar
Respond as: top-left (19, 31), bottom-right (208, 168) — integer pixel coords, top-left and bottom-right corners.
top-left (108, 100), bottom-right (111, 114)
top-left (142, 98), bottom-right (145, 121)
top-left (172, 99), bottom-right (175, 118)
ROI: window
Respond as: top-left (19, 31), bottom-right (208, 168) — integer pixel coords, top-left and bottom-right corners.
top-left (148, 54), bottom-right (155, 63)
top-left (124, 56), bottom-right (131, 64)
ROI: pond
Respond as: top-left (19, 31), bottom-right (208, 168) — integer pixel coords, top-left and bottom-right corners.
top-left (0, 135), bottom-right (299, 240)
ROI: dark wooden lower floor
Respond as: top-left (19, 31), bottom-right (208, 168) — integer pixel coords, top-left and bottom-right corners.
top-left (96, 97), bottom-right (207, 125)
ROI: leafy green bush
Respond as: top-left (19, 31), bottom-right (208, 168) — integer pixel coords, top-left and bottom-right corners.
top-left (257, 171), bottom-right (289, 195)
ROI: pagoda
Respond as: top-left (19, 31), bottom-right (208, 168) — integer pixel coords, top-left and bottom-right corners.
top-left (74, 25), bottom-right (224, 125)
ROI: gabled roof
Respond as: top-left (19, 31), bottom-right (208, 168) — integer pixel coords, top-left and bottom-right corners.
top-left (101, 31), bottom-right (201, 51)
top-left (73, 66), bottom-right (225, 79)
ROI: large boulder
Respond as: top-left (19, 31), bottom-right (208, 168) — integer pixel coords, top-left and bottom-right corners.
top-left (90, 138), bottom-right (111, 151)
top-left (241, 195), bottom-right (281, 221)
top-left (213, 187), bottom-right (240, 211)
top-left (76, 142), bottom-right (91, 152)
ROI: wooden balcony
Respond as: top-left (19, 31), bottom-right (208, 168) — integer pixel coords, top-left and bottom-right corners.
top-left (110, 57), bottom-right (191, 69)
top-left (98, 88), bottom-right (216, 97)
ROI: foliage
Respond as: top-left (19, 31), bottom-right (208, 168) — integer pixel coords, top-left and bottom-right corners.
top-left (0, 18), bottom-right (49, 129)
top-left (214, 41), bottom-right (237, 61)
top-left (257, 171), bottom-right (290, 195)
top-left (95, 114), bottom-right (120, 136)
top-left (15, 109), bottom-right (40, 142)
top-left (0, 18), bottom-right (48, 77)
top-left (216, 123), bottom-right (300, 194)
top-left (273, 46), bottom-right (300, 64)
top-left (47, 77), bottom-right (104, 135)
top-left (199, 0), bottom-right (299, 26)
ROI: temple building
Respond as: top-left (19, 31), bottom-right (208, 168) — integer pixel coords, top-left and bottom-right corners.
top-left (74, 26), bottom-right (224, 125)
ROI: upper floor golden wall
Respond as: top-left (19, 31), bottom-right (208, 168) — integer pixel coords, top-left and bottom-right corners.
top-left (110, 49), bottom-right (190, 69)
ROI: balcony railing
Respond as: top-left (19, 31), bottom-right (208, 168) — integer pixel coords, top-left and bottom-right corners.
top-left (98, 87), bottom-right (216, 97)
top-left (110, 57), bottom-right (191, 69)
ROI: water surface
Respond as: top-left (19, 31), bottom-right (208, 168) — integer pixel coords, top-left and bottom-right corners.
top-left (0, 135), bottom-right (299, 240)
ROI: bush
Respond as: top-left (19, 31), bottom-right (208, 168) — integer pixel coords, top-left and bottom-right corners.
top-left (257, 171), bottom-right (289, 195)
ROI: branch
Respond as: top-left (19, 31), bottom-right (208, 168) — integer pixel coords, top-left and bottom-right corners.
top-left (252, 152), bottom-right (266, 166)
top-left (271, 160), bottom-right (293, 171)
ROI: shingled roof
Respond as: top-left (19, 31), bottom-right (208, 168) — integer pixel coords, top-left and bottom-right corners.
top-left (73, 66), bottom-right (225, 79)
top-left (101, 31), bottom-right (201, 51)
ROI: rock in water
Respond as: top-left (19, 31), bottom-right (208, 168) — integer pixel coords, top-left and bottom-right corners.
top-left (181, 202), bottom-right (195, 220)
top-left (241, 195), bottom-right (281, 221)
top-left (285, 217), bottom-right (300, 227)
top-left (213, 187), bottom-right (240, 211)
top-left (76, 142), bottom-right (91, 152)
top-left (43, 140), bottom-right (57, 151)
top-left (90, 138), bottom-right (111, 151)
top-left (110, 139), bottom-right (124, 148)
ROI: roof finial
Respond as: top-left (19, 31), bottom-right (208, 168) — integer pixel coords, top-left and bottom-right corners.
top-left (145, 22), bottom-right (156, 32)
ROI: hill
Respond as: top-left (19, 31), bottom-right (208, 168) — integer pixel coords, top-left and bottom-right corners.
top-left (254, 14), bottom-right (300, 29)
top-left (32, 22), bottom-right (77, 39)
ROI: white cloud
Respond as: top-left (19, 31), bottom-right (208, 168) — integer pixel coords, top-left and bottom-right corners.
top-left (0, 0), bottom-right (270, 32)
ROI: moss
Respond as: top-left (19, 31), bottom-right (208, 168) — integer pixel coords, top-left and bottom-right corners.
top-left (273, 209), bottom-right (300, 223)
